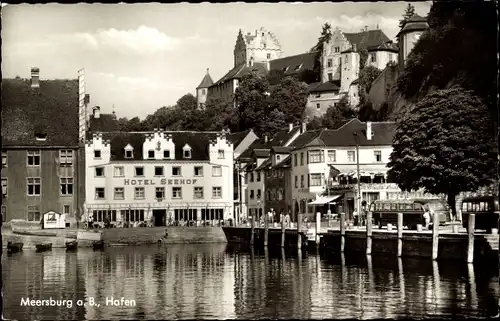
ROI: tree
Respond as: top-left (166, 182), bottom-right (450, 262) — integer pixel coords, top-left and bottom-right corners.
top-left (268, 76), bottom-right (308, 125)
top-left (176, 93), bottom-right (197, 111)
top-left (297, 69), bottom-right (320, 84)
top-left (357, 65), bottom-right (382, 105)
top-left (387, 86), bottom-right (496, 219)
top-left (201, 97), bottom-right (238, 131)
top-left (310, 23), bottom-right (332, 81)
top-left (399, 3), bottom-right (416, 29)
top-left (321, 95), bottom-right (355, 129)
top-left (267, 69), bottom-right (286, 86)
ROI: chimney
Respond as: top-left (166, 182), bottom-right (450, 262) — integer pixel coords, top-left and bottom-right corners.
top-left (289, 123), bottom-right (293, 132)
top-left (367, 121), bottom-right (372, 140)
top-left (301, 121), bottom-right (307, 134)
top-left (31, 67), bottom-right (40, 88)
top-left (353, 44), bottom-right (357, 52)
top-left (93, 106), bottom-right (101, 119)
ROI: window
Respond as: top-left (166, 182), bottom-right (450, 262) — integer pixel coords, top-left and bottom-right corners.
top-left (300, 152), bottom-right (304, 166)
top-left (155, 166), bottom-right (164, 176)
top-left (194, 166), bottom-right (203, 176)
top-left (256, 172), bottom-right (261, 182)
top-left (374, 150), bottom-right (382, 162)
top-left (316, 103), bottom-right (320, 109)
top-left (295, 176), bottom-right (298, 188)
top-left (114, 187), bottom-right (125, 200)
top-left (114, 166), bottom-right (124, 177)
top-left (345, 55), bottom-right (348, 63)
top-left (27, 178), bottom-right (41, 196)
top-left (371, 55), bottom-right (376, 62)
top-left (94, 150), bottom-right (101, 159)
top-left (308, 150), bottom-right (323, 163)
top-left (125, 150), bottom-right (133, 159)
top-left (163, 150), bottom-right (170, 159)
top-left (257, 189), bottom-right (261, 199)
top-left (172, 166), bottom-right (181, 176)
top-left (218, 149), bottom-right (225, 159)
top-left (328, 73), bottom-right (333, 81)
top-left (267, 53), bottom-right (271, 59)
top-left (156, 187), bottom-right (165, 199)
top-left (2, 151), bottom-right (7, 167)
top-left (300, 175), bottom-right (305, 188)
top-left (327, 59), bottom-right (332, 68)
top-left (1, 178), bottom-right (7, 197)
top-left (277, 155), bottom-right (281, 161)
top-left (267, 190), bottom-right (271, 201)
top-left (328, 150), bottom-right (336, 163)
top-left (249, 172), bottom-right (254, 182)
top-left (250, 190), bottom-right (254, 199)
top-left (63, 205), bottom-right (70, 214)
top-left (60, 178), bottom-right (73, 195)
top-left (294, 154), bottom-right (297, 166)
top-left (212, 186), bottom-right (222, 198)
top-left (183, 149), bottom-right (192, 159)
top-left (194, 187), bottom-right (204, 199)
top-left (335, 47), bottom-right (340, 53)
top-left (59, 149), bottom-right (73, 166)
top-left (135, 187), bottom-right (145, 200)
top-left (95, 187), bottom-right (105, 200)
top-left (212, 166), bottom-right (222, 177)
top-left (277, 189), bottom-right (284, 201)
top-left (135, 166), bottom-right (144, 176)
top-left (348, 151), bottom-right (356, 162)
top-left (310, 173), bottom-right (325, 186)
top-left (27, 205), bottom-right (41, 222)
top-left (95, 167), bottom-right (105, 177)
top-left (172, 187), bottom-right (182, 199)
top-left (120, 209), bottom-right (144, 222)
top-left (148, 150), bottom-right (155, 159)
top-left (294, 64), bottom-right (302, 71)
top-left (27, 150), bottom-right (40, 166)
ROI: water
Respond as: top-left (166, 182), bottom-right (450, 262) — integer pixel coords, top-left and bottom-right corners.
top-left (2, 244), bottom-right (499, 320)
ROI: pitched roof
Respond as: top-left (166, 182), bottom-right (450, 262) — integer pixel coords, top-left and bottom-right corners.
top-left (253, 149), bottom-right (271, 158)
top-left (269, 52), bottom-right (317, 76)
top-left (274, 155), bottom-right (292, 169)
top-left (291, 119), bottom-right (397, 150)
top-left (370, 41), bottom-right (399, 53)
top-left (238, 137), bottom-right (273, 159)
top-left (343, 29), bottom-right (392, 51)
top-left (89, 114), bottom-right (119, 132)
top-left (1, 78), bottom-right (79, 147)
top-left (196, 71), bottom-right (214, 89)
top-left (255, 157), bottom-right (272, 171)
top-left (212, 62), bottom-right (268, 86)
top-left (90, 131), bottom-right (223, 161)
top-left (226, 130), bottom-right (252, 148)
top-left (397, 14), bottom-right (428, 36)
top-left (268, 126), bottom-right (301, 146)
top-left (271, 146), bottom-right (292, 154)
top-left (308, 81), bottom-right (340, 93)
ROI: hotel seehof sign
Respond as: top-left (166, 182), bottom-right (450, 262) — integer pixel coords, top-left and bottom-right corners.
top-left (123, 178), bottom-right (200, 186)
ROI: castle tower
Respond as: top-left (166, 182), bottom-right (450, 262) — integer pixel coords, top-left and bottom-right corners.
top-left (196, 68), bottom-right (213, 109)
top-left (321, 28), bottom-right (351, 83)
top-left (396, 14), bottom-right (428, 73)
top-left (340, 45), bottom-right (360, 94)
top-left (233, 27), bottom-right (282, 68)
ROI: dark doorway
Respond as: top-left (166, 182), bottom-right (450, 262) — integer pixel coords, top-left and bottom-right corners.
top-left (153, 209), bottom-right (166, 226)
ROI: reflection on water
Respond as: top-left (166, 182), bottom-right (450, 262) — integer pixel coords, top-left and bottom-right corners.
top-left (2, 244), bottom-right (499, 320)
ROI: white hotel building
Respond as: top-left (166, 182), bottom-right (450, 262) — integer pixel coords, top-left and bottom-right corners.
top-left (84, 129), bottom-right (234, 225)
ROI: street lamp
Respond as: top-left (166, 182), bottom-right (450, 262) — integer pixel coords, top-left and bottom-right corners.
top-left (353, 132), bottom-right (361, 224)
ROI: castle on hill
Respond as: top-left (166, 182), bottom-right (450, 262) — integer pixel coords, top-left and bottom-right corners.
top-left (196, 15), bottom-right (428, 119)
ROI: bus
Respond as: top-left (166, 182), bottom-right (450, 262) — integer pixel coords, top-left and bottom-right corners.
top-left (369, 198), bottom-right (450, 230)
top-left (461, 195), bottom-right (500, 233)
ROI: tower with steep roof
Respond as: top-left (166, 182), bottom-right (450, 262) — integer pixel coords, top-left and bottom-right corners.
top-left (397, 14), bottom-right (428, 72)
top-left (196, 68), bottom-right (214, 109)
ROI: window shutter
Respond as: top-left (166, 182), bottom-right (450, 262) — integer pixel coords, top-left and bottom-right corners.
top-left (307, 174), bottom-right (310, 187)
top-left (307, 151), bottom-right (309, 164)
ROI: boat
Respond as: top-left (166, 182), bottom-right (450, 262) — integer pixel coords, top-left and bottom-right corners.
top-left (65, 241), bottom-right (78, 251)
top-left (35, 243), bottom-right (53, 252)
top-left (92, 240), bottom-right (105, 250)
top-left (7, 242), bottom-right (24, 254)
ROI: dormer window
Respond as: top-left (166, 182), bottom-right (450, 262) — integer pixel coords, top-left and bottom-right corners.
top-left (163, 150), bottom-right (170, 159)
top-left (35, 133), bottom-right (47, 141)
top-left (124, 144), bottom-right (134, 159)
top-left (148, 150), bottom-right (155, 159)
top-left (218, 149), bottom-right (225, 159)
top-left (294, 64), bottom-right (302, 71)
top-left (183, 144), bottom-right (192, 159)
top-left (277, 155), bottom-right (281, 161)
top-left (282, 66), bottom-right (289, 72)
top-left (94, 150), bottom-right (101, 159)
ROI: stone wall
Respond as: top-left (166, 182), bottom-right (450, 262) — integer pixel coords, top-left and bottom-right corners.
top-left (164, 227), bottom-right (227, 244)
top-left (101, 227), bottom-right (227, 245)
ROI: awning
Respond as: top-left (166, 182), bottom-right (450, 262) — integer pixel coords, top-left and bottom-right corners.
top-left (308, 195), bottom-right (342, 205)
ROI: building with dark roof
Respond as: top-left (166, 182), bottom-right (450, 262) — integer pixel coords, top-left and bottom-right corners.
top-left (1, 68), bottom-right (85, 224)
top-left (196, 68), bottom-right (214, 109)
top-left (84, 129), bottom-right (234, 226)
top-left (88, 106), bottom-right (119, 132)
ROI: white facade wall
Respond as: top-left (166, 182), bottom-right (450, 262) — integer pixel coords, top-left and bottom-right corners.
top-left (366, 51), bottom-right (398, 70)
top-left (85, 132), bottom-right (234, 223)
top-left (305, 92), bottom-right (342, 118)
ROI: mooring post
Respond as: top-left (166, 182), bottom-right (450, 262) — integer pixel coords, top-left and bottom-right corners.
top-left (297, 213), bottom-right (302, 250)
top-left (366, 211), bottom-right (372, 255)
top-left (432, 211), bottom-right (440, 260)
top-left (397, 212), bottom-right (403, 257)
top-left (250, 215), bottom-right (255, 246)
top-left (467, 213), bottom-right (475, 263)
top-left (264, 211), bottom-right (269, 247)
top-left (281, 216), bottom-right (286, 248)
top-left (315, 212), bottom-right (321, 247)
top-left (340, 212), bottom-right (346, 252)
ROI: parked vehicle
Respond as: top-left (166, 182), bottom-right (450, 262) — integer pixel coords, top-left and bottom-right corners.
top-left (461, 195), bottom-right (500, 233)
top-left (370, 198), bottom-right (450, 230)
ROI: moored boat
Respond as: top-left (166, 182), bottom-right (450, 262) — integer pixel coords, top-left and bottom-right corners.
top-left (7, 242), bottom-right (24, 254)
top-left (92, 240), bottom-right (105, 250)
top-left (65, 241), bottom-right (78, 251)
top-left (35, 243), bottom-right (53, 252)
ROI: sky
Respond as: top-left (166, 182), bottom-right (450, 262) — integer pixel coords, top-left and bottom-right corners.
top-left (2, 2), bottom-right (431, 120)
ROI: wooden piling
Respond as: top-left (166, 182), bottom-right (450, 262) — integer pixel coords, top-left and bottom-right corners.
top-left (432, 211), bottom-right (440, 260)
top-left (397, 212), bottom-right (403, 257)
top-left (315, 212), bottom-right (321, 246)
top-left (264, 211), bottom-right (269, 247)
top-left (281, 217), bottom-right (286, 248)
top-left (366, 211), bottom-right (372, 255)
top-left (250, 215), bottom-right (255, 245)
top-left (297, 213), bottom-right (302, 250)
top-left (467, 213), bottom-right (475, 263)
top-left (340, 212), bottom-right (346, 252)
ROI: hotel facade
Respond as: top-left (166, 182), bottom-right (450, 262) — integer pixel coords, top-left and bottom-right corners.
top-left (84, 129), bottom-right (234, 226)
